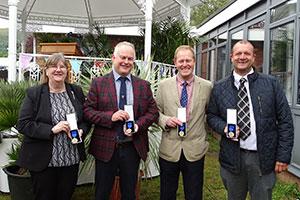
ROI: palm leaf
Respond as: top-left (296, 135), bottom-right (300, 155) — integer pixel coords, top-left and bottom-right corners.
top-left (0, 81), bottom-right (34, 131)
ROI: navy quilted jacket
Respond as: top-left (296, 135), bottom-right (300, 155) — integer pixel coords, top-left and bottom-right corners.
top-left (207, 70), bottom-right (294, 175)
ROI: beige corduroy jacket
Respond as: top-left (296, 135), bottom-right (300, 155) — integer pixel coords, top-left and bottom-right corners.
top-left (156, 75), bottom-right (212, 162)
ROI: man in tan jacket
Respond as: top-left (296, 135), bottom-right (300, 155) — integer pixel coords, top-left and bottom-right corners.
top-left (156, 45), bottom-right (212, 200)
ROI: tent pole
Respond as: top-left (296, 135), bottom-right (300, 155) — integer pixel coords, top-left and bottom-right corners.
top-left (8, 0), bottom-right (18, 82)
top-left (144, 0), bottom-right (153, 64)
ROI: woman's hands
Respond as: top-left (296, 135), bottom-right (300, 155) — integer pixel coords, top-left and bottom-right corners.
top-left (51, 121), bottom-right (70, 134)
top-left (51, 121), bottom-right (83, 140)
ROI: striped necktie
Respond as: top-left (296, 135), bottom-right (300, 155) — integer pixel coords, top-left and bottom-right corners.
top-left (237, 78), bottom-right (251, 140)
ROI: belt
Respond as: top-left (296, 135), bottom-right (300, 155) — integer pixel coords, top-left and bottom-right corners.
top-left (115, 141), bottom-right (133, 148)
top-left (240, 148), bottom-right (257, 153)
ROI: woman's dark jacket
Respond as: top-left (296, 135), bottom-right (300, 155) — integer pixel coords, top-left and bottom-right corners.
top-left (16, 83), bottom-right (90, 172)
top-left (207, 70), bottom-right (294, 175)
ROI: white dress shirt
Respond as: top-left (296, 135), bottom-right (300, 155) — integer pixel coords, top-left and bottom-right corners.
top-left (233, 69), bottom-right (257, 151)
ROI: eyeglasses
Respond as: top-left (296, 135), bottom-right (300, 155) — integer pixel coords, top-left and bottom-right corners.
top-left (48, 64), bottom-right (67, 70)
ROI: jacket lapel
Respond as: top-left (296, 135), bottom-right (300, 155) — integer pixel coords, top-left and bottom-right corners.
top-left (108, 72), bottom-right (118, 110)
top-left (169, 76), bottom-right (180, 108)
top-left (40, 84), bottom-right (52, 122)
top-left (131, 75), bottom-right (139, 116)
top-left (190, 77), bottom-right (201, 117)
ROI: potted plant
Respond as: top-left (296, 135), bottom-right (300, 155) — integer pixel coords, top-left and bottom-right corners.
top-left (0, 80), bottom-right (35, 200)
top-left (36, 33), bottom-right (83, 56)
top-left (3, 135), bottom-right (34, 200)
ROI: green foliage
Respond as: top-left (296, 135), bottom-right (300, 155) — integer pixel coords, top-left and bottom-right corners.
top-left (0, 29), bottom-right (8, 57)
top-left (0, 81), bottom-right (33, 131)
top-left (273, 182), bottom-right (300, 200)
top-left (79, 25), bottom-right (113, 58)
top-left (36, 33), bottom-right (77, 43)
top-left (0, 81), bottom-right (34, 173)
top-left (6, 134), bottom-right (24, 166)
top-left (142, 17), bottom-right (199, 64)
top-left (191, 0), bottom-right (230, 26)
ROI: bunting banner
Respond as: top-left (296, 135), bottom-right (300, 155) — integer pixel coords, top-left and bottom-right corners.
top-left (69, 59), bottom-right (83, 74)
top-left (94, 60), bottom-right (105, 68)
top-left (19, 54), bottom-right (33, 70)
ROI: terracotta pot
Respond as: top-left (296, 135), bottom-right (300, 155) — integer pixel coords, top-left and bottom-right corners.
top-left (109, 170), bottom-right (143, 200)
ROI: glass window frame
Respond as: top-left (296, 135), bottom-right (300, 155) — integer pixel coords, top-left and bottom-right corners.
top-left (269, 21), bottom-right (295, 105)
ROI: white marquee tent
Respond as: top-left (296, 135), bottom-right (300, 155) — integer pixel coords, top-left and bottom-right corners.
top-left (0, 0), bottom-right (200, 81)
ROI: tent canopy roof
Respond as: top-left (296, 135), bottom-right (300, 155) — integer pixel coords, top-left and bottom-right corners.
top-left (0, 0), bottom-right (201, 32)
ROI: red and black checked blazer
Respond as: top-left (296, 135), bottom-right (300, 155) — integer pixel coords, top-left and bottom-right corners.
top-left (83, 72), bottom-right (159, 161)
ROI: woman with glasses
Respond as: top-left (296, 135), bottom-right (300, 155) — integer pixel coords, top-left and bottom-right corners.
top-left (16, 53), bottom-right (90, 200)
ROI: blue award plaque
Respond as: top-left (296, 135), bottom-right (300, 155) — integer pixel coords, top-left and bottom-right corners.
top-left (66, 113), bottom-right (82, 144)
top-left (125, 121), bottom-right (135, 133)
top-left (178, 122), bottom-right (187, 137)
top-left (70, 129), bottom-right (82, 144)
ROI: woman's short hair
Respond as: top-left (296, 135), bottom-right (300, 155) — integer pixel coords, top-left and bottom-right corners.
top-left (40, 53), bottom-right (71, 84)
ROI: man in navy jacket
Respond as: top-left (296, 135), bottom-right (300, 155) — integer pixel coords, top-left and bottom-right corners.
top-left (207, 40), bottom-right (294, 200)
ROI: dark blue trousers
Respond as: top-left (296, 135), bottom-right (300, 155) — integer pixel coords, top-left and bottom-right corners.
top-left (95, 142), bottom-right (140, 200)
top-left (159, 152), bottom-right (205, 200)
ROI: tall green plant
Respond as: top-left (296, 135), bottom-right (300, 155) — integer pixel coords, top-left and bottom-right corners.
top-left (191, 0), bottom-right (230, 26)
top-left (0, 81), bottom-right (33, 132)
top-left (79, 25), bottom-right (113, 58)
top-left (141, 17), bottom-right (199, 64)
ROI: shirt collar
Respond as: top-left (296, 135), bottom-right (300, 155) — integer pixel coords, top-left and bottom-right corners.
top-left (233, 68), bottom-right (254, 85)
top-left (112, 67), bottom-right (132, 82)
top-left (176, 75), bottom-right (194, 86)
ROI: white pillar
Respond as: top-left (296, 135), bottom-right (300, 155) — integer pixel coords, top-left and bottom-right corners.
top-left (144, 0), bottom-right (153, 63)
top-left (185, 0), bottom-right (191, 24)
top-left (180, 0), bottom-right (191, 23)
top-left (8, 0), bottom-right (19, 82)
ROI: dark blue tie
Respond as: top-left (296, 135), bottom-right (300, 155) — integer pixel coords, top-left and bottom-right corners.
top-left (180, 81), bottom-right (188, 107)
top-left (119, 77), bottom-right (127, 110)
top-left (117, 76), bottom-right (127, 141)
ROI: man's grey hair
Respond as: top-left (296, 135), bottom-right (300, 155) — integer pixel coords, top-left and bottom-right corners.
top-left (113, 41), bottom-right (136, 59)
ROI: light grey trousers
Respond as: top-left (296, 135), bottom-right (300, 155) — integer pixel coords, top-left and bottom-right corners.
top-left (220, 151), bottom-right (276, 200)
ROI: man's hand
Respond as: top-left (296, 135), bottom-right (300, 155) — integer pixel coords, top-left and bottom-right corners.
top-left (275, 161), bottom-right (288, 173)
top-left (124, 124), bottom-right (139, 137)
top-left (111, 110), bottom-right (129, 122)
top-left (166, 117), bottom-right (182, 128)
top-left (223, 125), bottom-right (240, 141)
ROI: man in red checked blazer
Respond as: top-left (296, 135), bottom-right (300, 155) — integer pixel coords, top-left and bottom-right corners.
top-left (84, 41), bottom-right (158, 200)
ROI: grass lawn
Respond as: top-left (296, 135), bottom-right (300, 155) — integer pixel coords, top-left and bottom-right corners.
top-left (1, 134), bottom-right (300, 199)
